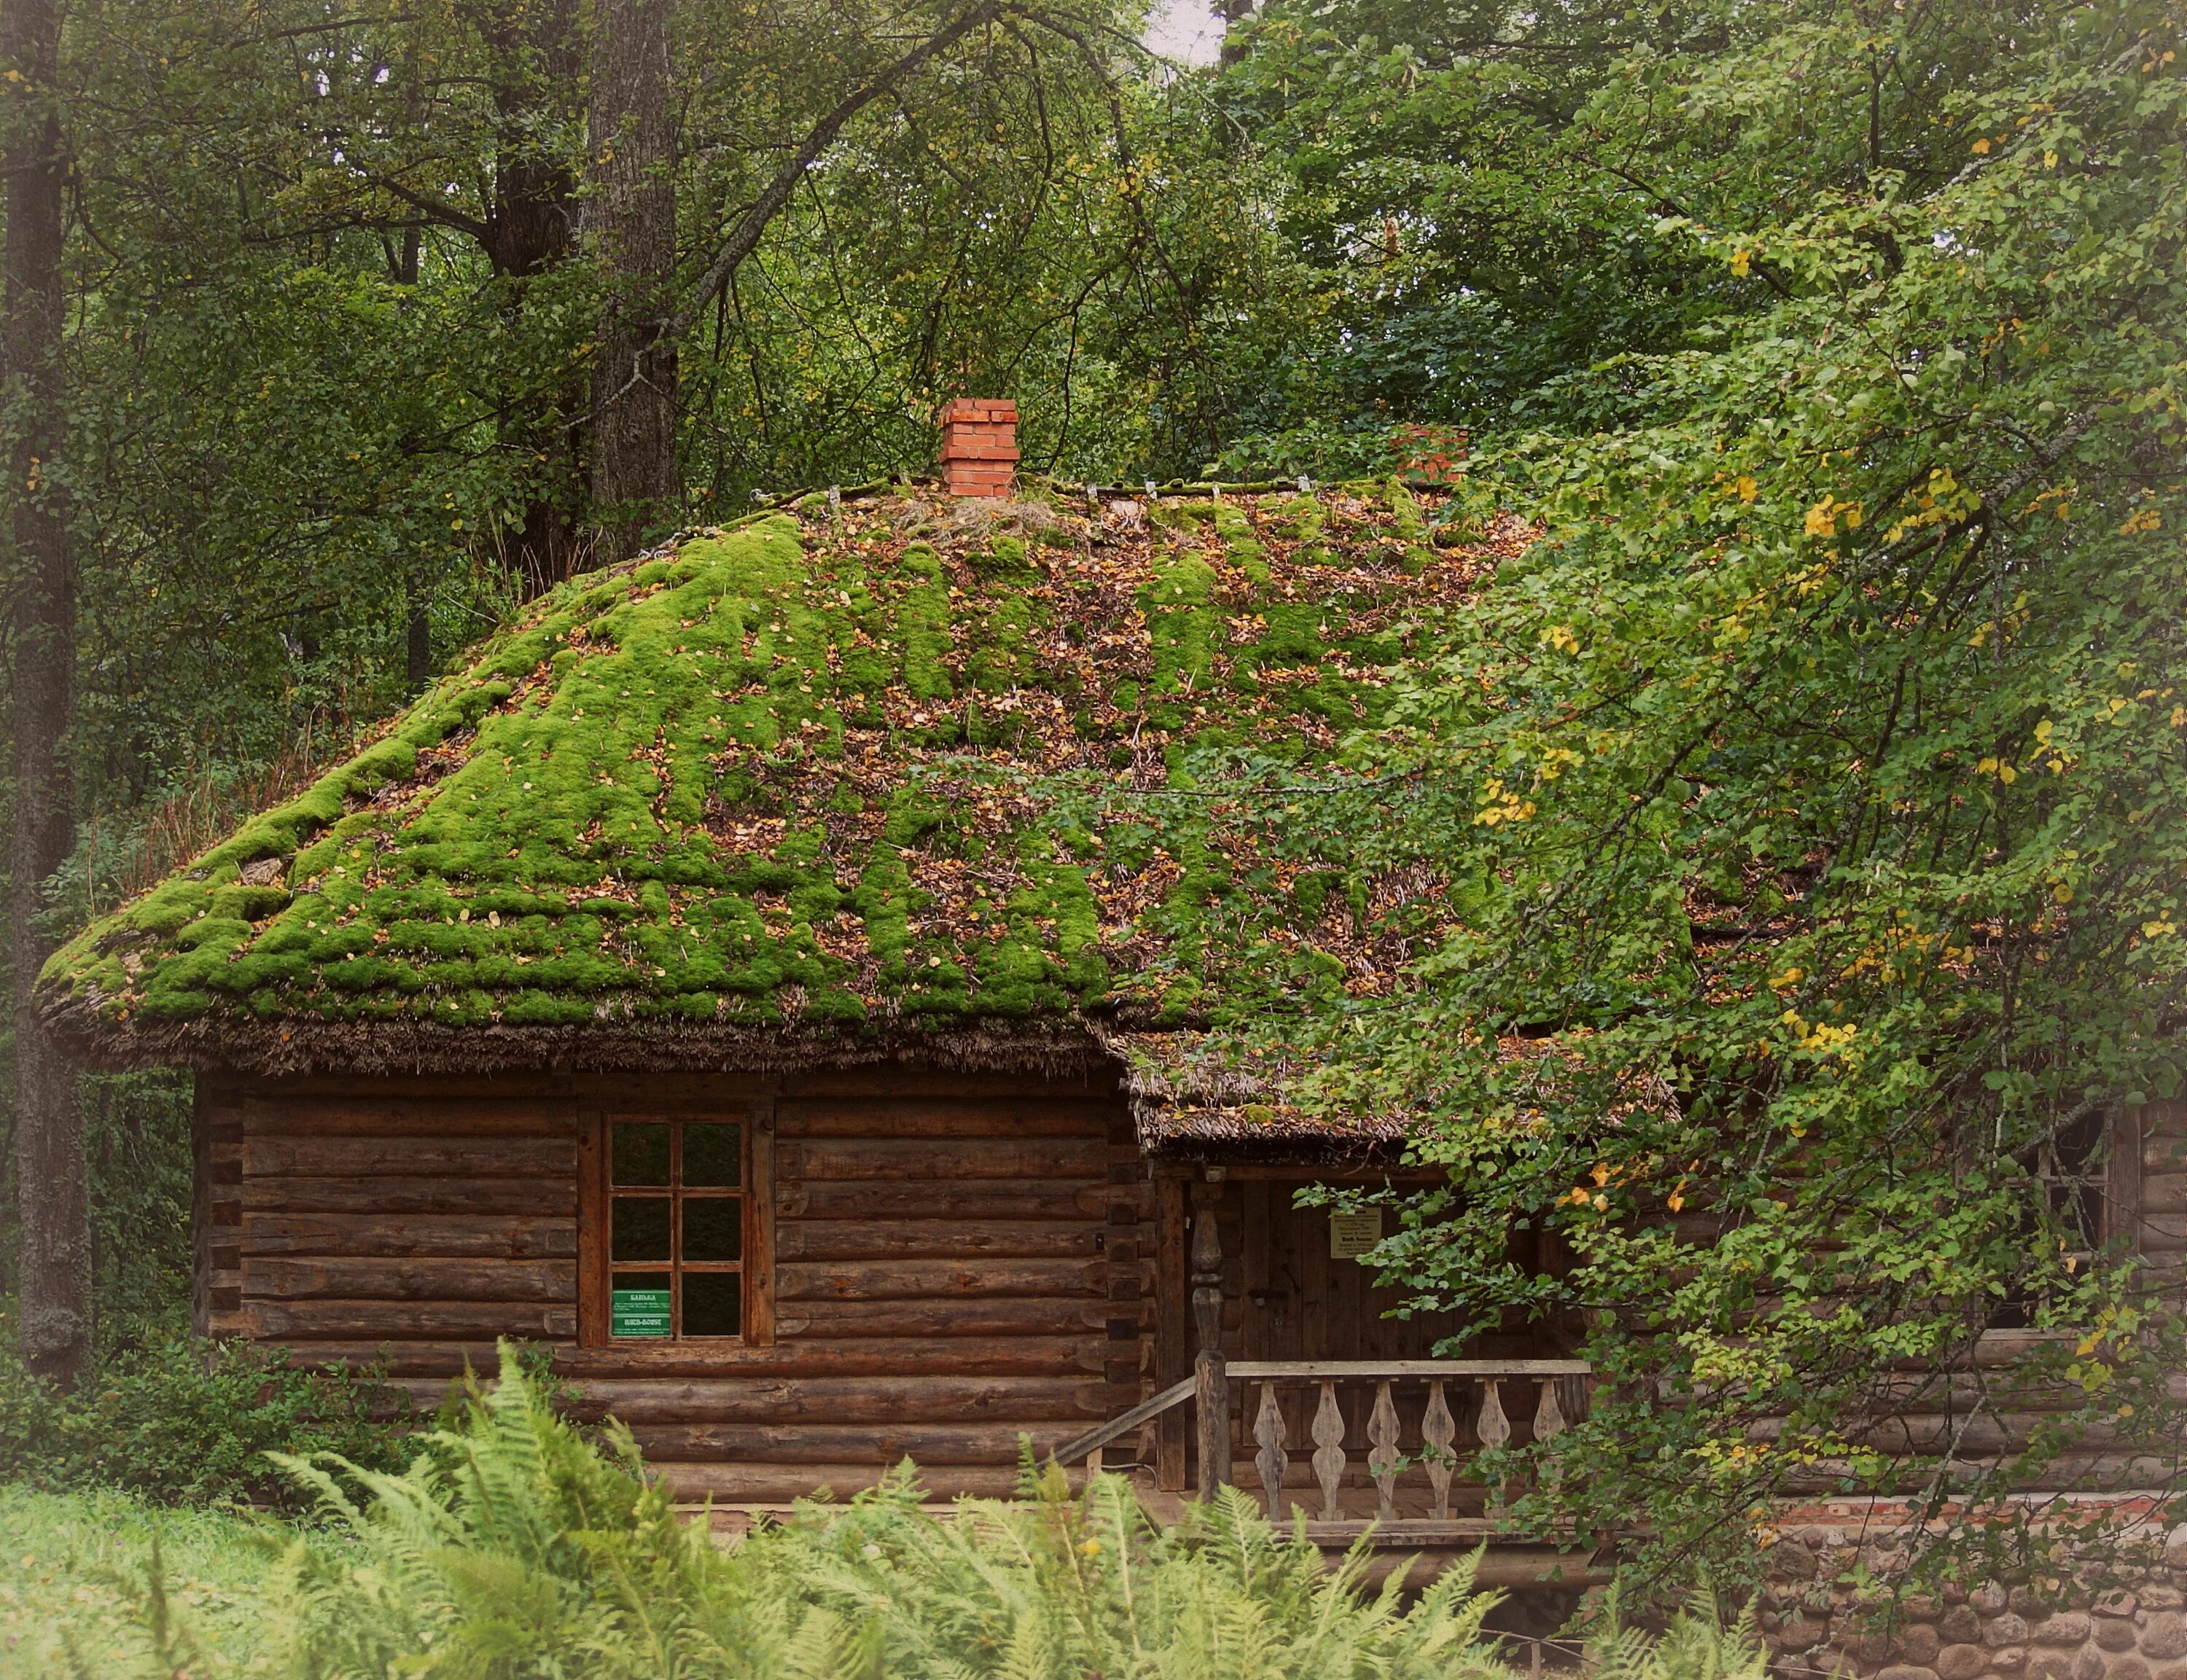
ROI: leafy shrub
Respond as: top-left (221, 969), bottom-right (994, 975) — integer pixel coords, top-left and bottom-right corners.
top-left (90, 1343), bottom-right (1769, 1680)
top-left (0, 1328), bottom-right (415, 1509)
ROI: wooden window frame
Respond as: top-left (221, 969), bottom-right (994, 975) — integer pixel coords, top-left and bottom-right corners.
top-left (577, 1106), bottom-right (775, 1348)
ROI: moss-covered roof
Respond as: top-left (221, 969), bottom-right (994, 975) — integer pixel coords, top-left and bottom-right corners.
top-left (39, 481), bottom-right (1521, 1082)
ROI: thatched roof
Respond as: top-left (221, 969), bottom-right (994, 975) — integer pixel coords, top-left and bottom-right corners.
top-left (39, 479), bottom-right (1526, 1143)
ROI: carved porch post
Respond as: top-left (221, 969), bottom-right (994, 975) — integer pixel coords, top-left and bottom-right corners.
top-left (1191, 1207), bottom-right (1230, 1501)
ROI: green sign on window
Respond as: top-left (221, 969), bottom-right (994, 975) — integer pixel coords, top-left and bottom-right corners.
top-left (612, 1287), bottom-right (671, 1338)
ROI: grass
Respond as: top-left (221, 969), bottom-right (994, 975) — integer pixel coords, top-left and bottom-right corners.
top-left (0, 1483), bottom-right (273, 1678)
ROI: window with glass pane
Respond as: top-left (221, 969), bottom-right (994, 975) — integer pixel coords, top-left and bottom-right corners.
top-left (605, 1117), bottom-right (745, 1340)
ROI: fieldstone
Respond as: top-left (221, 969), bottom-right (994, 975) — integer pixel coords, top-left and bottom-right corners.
top-left (2028, 1653), bottom-right (2077, 1680)
top-left (1991, 1617), bottom-right (2035, 1649)
top-left (1906, 1601), bottom-right (1945, 1623)
top-left (1847, 1632), bottom-right (1894, 1665)
top-left (1877, 1666), bottom-right (1939, 1680)
top-left (2162, 1527), bottom-right (2187, 1571)
top-left (2150, 1663), bottom-right (2187, 1680)
top-left (1937, 1644), bottom-right (1991, 1680)
top-left (1782, 1618), bottom-right (1825, 1651)
top-left (2109, 1658), bottom-right (2153, 1680)
top-left (2102, 1624), bottom-right (2143, 1652)
top-left (1946, 1587), bottom-right (1972, 1606)
top-left (1773, 1544), bottom-right (1822, 1583)
top-left (1995, 1648), bottom-right (2028, 1674)
top-left (1904, 1627), bottom-right (1944, 1665)
top-left (2142, 1614), bottom-right (2187, 1660)
top-left (2016, 1589), bottom-right (2059, 1620)
top-left (2038, 1615), bottom-right (2096, 1648)
top-left (1814, 1649), bottom-right (1863, 1679)
top-left (2143, 1590), bottom-right (2185, 1614)
top-left (2099, 1597), bottom-right (2141, 1621)
top-left (2077, 1649), bottom-right (2110, 1680)
top-left (1944, 1609), bottom-right (1988, 1645)
top-left (1974, 1588), bottom-right (2013, 1616)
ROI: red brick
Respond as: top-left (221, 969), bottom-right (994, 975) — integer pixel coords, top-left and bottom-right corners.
top-left (940, 396), bottom-right (1020, 496)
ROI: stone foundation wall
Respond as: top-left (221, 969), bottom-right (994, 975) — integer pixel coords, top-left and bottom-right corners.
top-left (1759, 1501), bottom-right (2186, 1680)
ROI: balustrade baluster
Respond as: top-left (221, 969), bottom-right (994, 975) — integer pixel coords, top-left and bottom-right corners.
top-left (1421, 1379), bottom-right (1457, 1520)
top-left (1475, 1378), bottom-right (1510, 1451)
top-left (1533, 1378), bottom-right (1567, 1441)
top-left (1367, 1380), bottom-right (1401, 1522)
top-left (1311, 1381), bottom-right (1346, 1520)
top-left (1477, 1378), bottom-right (1511, 1516)
top-left (1253, 1383), bottom-right (1290, 1520)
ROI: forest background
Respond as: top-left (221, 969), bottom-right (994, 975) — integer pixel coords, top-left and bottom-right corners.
top-left (1, 0), bottom-right (2183, 1588)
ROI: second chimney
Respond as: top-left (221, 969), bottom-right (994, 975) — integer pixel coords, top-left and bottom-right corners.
top-left (939, 398), bottom-right (1018, 497)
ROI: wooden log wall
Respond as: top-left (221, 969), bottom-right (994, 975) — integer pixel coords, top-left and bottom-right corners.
top-left (199, 1068), bottom-right (1150, 1505)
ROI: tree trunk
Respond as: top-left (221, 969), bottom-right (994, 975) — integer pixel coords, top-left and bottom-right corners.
top-left (586, 0), bottom-right (679, 565)
top-left (478, 0), bottom-right (587, 596)
top-left (3, 0), bottom-right (85, 1386)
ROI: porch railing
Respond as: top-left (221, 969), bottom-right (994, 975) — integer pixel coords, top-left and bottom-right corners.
top-left (1050, 1208), bottom-right (1592, 1530)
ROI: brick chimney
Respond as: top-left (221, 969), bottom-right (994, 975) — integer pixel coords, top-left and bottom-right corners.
top-left (939, 397), bottom-right (1018, 497)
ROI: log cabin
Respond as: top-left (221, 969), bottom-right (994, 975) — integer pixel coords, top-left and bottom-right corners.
top-left (36, 444), bottom-right (2186, 1606)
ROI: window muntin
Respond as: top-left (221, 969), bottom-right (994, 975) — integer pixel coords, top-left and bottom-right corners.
top-left (606, 1117), bottom-right (746, 1340)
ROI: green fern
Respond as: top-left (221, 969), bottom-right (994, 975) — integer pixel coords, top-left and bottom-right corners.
top-left (88, 1343), bottom-right (1769, 1680)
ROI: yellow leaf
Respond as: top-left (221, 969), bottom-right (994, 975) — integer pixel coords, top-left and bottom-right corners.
top-left (2053, 883), bottom-right (2073, 905)
top-left (1972, 137), bottom-right (1992, 154)
top-left (1998, 763), bottom-right (2017, 784)
top-left (1730, 249), bottom-right (1751, 277)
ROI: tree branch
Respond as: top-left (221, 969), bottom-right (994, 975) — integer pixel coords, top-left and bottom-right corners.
top-left (666, 0), bottom-right (1005, 342)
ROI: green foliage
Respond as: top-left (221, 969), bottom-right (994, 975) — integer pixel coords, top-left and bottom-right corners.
top-left (0, 1333), bottom-right (414, 1511)
top-left (6, 1348), bottom-right (1773, 1680)
top-left (1197, 0), bottom-right (2187, 1596)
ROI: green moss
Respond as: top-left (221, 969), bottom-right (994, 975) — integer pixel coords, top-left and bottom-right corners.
top-left (895, 544), bottom-right (955, 700)
top-left (40, 485), bottom-right (1494, 1036)
top-left (1141, 551), bottom-right (1220, 713)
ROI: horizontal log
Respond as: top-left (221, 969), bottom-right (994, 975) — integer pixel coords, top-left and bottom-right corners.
top-left (654, 1462), bottom-right (1034, 1502)
top-left (626, 1421), bottom-right (1079, 1464)
top-left (778, 1100), bottom-right (1116, 1139)
top-left (1775, 1451), bottom-right (2187, 1495)
top-left (2139, 1172), bottom-right (2187, 1213)
top-left (1844, 1414), bottom-right (2137, 1455)
top-left (243, 1213), bottom-right (577, 1259)
top-left (569, 1375), bottom-right (1114, 1426)
top-left (781, 1069), bottom-right (1105, 1100)
top-left (250, 1300), bottom-right (577, 1339)
top-left (247, 1178), bottom-right (573, 1216)
top-left (784, 1181), bottom-right (1108, 1221)
top-left (777, 1259), bottom-right (1102, 1304)
top-left (276, 1335), bottom-right (1115, 1378)
top-left (246, 1136), bottom-right (577, 1179)
top-left (773, 1219), bottom-right (1101, 1263)
top-left (1230, 1360), bottom-right (1590, 1379)
top-left (245, 1257), bottom-right (575, 1304)
top-left (241, 1098), bottom-right (574, 1138)
top-left (780, 1298), bottom-right (1118, 1339)
top-left (787, 1138), bottom-right (1104, 1182)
